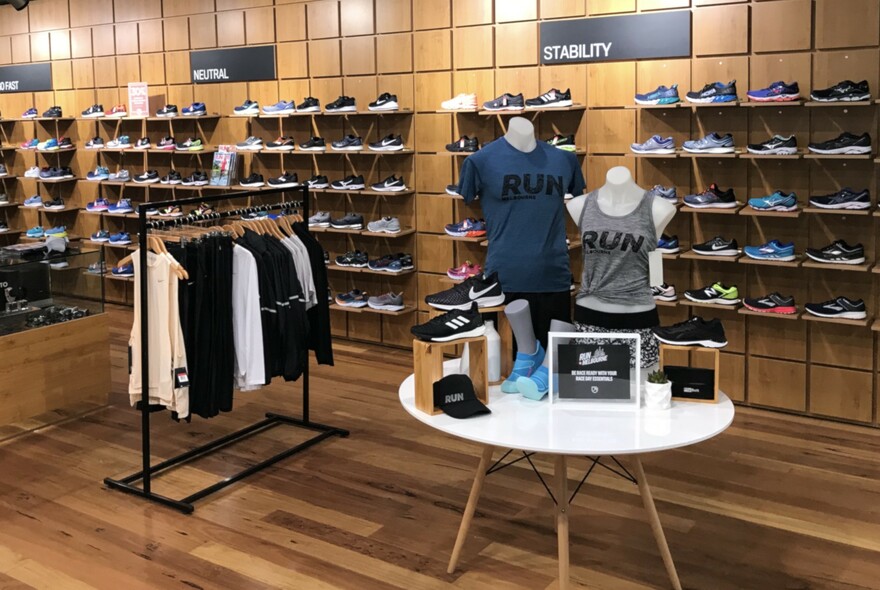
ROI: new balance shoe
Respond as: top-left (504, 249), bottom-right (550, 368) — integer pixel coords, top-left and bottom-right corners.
top-left (109, 231), bottom-right (132, 245)
top-left (91, 229), bottom-right (111, 242)
top-left (182, 102), bottom-right (207, 116)
top-left (483, 93), bottom-right (525, 111)
top-left (683, 184), bottom-right (737, 208)
top-left (682, 132), bottom-right (735, 154)
top-left (440, 93), bottom-right (477, 110)
top-left (22, 107), bottom-right (38, 119)
top-left (26, 226), bottom-right (44, 238)
top-left (652, 283), bottom-right (677, 302)
top-left (82, 104), bottom-right (104, 118)
top-left (425, 272), bottom-right (504, 310)
top-left (808, 187), bottom-right (870, 209)
top-left (308, 211), bottom-right (331, 228)
top-left (810, 80), bottom-right (871, 102)
top-left (649, 185), bottom-right (677, 202)
top-left (747, 135), bottom-right (798, 155)
top-left (368, 134), bottom-right (404, 151)
top-left (366, 216), bottom-right (401, 234)
top-left (335, 289), bottom-right (369, 307)
top-left (240, 173), bottom-right (265, 188)
top-left (545, 134), bottom-right (576, 152)
top-left (181, 172), bottom-right (208, 186)
top-left (156, 104), bottom-right (178, 117)
top-left (335, 250), bottom-right (369, 267)
top-left (176, 137), bottom-right (203, 151)
top-left (743, 240), bottom-right (796, 262)
top-left (805, 240), bottom-right (865, 265)
top-left (265, 136), bottom-right (295, 151)
top-left (330, 175), bottom-right (365, 190)
top-left (43, 198), bottom-right (65, 210)
top-left (299, 136), bottom-right (325, 151)
top-left (42, 106), bottom-right (62, 118)
top-left (329, 213), bottom-right (364, 229)
top-left (747, 81), bottom-right (800, 102)
top-left (160, 170), bottom-right (182, 185)
top-left (631, 135), bottom-right (675, 154)
top-left (805, 297), bottom-right (866, 320)
top-left (326, 96), bottom-right (357, 113)
top-left (108, 199), bottom-right (134, 213)
top-left (133, 170), bottom-right (160, 184)
top-left (686, 80), bottom-right (738, 103)
top-left (447, 136), bottom-right (480, 152)
top-left (748, 190), bottom-right (798, 212)
top-left (634, 84), bottom-right (680, 105)
top-left (24, 195), bottom-right (43, 207)
top-left (445, 218), bottom-right (486, 237)
top-left (368, 292), bottom-right (405, 311)
top-left (262, 100), bottom-right (295, 115)
top-left (306, 175), bottom-right (330, 189)
top-left (86, 196), bottom-right (110, 210)
top-left (112, 264), bottom-right (135, 278)
top-left (108, 104), bottom-right (127, 117)
top-left (106, 136), bottom-right (131, 149)
top-left (108, 170), bottom-right (131, 182)
top-left (411, 302), bottom-right (485, 342)
top-left (157, 136), bottom-right (176, 150)
top-left (525, 88), bottom-right (572, 109)
top-left (331, 135), bottom-right (363, 151)
top-left (233, 99), bottom-right (259, 116)
top-left (371, 175), bottom-right (407, 192)
top-left (657, 234), bottom-right (680, 254)
top-left (368, 92), bottom-right (398, 111)
top-left (685, 282), bottom-right (740, 305)
top-left (692, 236), bottom-right (739, 256)
top-left (652, 317), bottom-right (728, 348)
top-left (447, 261), bottom-right (482, 281)
top-left (134, 137), bottom-right (151, 150)
top-left (268, 171), bottom-right (299, 188)
top-left (501, 341), bottom-right (545, 394)
top-left (744, 293), bottom-right (797, 315)
top-left (296, 97), bottom-right (321, 112)
top-left (808, 132), bottom-right (871, 155)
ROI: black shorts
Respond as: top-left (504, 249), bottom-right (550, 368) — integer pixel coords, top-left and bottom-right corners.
top-left (504, 290), bottom-right (572, 351)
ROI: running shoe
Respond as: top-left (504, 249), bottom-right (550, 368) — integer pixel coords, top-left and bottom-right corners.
top-left (447, 261), bottom-right (482, 281)
top-left (308, 211), bottom-right (330, 227)
top-left (652, 283), bottom-right (677, 302)
top-left (39, 138), bottom-right (59, 151)
top-left (133, 170), bottom-right (159, 184)
top-left (43, 198), bottom-right (65, 210)
top-left (86, 167), bottom-right (110, 182)
top-left (296, 97), bottom-right (321, 112)
top-left (299, 137), bottom-right (326, 151)
top-left (87, 261), bottom-right (108, 275)
top-left (85, 137), bottom-right (104, 149)
top-left (22, 107), bottom-right (38, 118)
top-left (367, 292), bottom-right (405, 311)
top-left (441, 94), bottom-right (477, 110)
top-left (24, 166), bottom-right (40, 178)
top-left (411, 302), bottom-right (486, 342)
top-left (335, 250), bottom-right (369, 267)
top-left (692, 236), bottom-right (739, 256)
top-left (368, 92), bottom-right (399, 111)
top-left (805, 296), bottom-right (866, 320)
top-left (546, 134), bottom-right (576, 151)
top-left (747, 135), bottom-right (798, 155)
top-left (157, 136), bottom-right (176, 150)
top-left (182, 102), bottom-right (207, 116)
top-left (648, 185), bottom-right (677, 202)
top-left (306, 175), bottom-right (330, 189)
top-left (42, 106), bottom-right (62, 118)
top-left (191, 203), bottom-right (214, 217)
top-left (445, 218), bottom-right (486, 237)
top-left (808, 132), bottom-right (871, 155)
top-left (371, 175), bottom-right (407, 192)
top-left (369, 134), bottom-right (404, 152)
top-left (808, 187), bottom-right (870, 209)
top-left (657, 234), bottom-right (680, 254)
top-left (240, 173), bottom-right (265, 188)
top-left (106, 136), bottom-right (131, 149)
top-left (159, 206), bottom-right (183, 217)
top-left (686, 80), bottom-right (738, 103)
top-left (631, 135), bottom-right (675, 154)
top-left (160, 170), bottom-right (183, 185)
top-left (176, 137), bottom-right (203, 151)
top-left (233, 99), bottom-right (259, 116)
top-left (805, 240), bottom-right (865, 265)
top-left (744, 293), bottom-right (797, 315)
top-left (330, 175), bottom-right (365, 190)
top-left (326, 96), bottom-right (357, 112)
top-left (743, 239), bottom-right (796, 261)
top-left (265, 136), bottom-right (295, 151)
top-left (267, 171), bottom-right (299, 188)
top-left (747, 81), bottom-right (800, 102)
top-left (634, 84), bottom-right (680, 105)
top-left (112, 264), bottom-right (135, 278)
top-left (156, 104), bottom-right (178, 117)
top-left (425, 272), bottom-right (504, 310)
top-left (446, 184), bottom-right (460, 196)
top-left (368, 253), bottom-right (412, 273)
top-left (685, 282), bottom-right (740, 305)
top-left (181, 172), bottom-right (208, 186)
top-left (108, 199), bottom-right (134, 213)
top-left (525, 88), bottom-right (572, 109)
top-left (20, 138), bottom-right (38, 149)
top-left (86, 197), bottom-right (110, 211)
top-left (483, 93), bottom-right (524, 111)
top-left (366, 216), bottom-right (401, 234)
top-left (335, 289), bottom-right (369, 307)
top-left (329, 213), bottom-right (364, 229)
top-left (683, 184), bottom-right (737, 208)
top-left (262, 100), bottom-right (295, 115)
top-left (236, 136), bottom-right (264, 151)
top-left (652, 317), bottom-right (728, 348)
top-left (26, 226), bottom-right (44, 238)
top-left (748, 190), bottom-right (798, 211)
top-left (108, 104), bottom-right (127, 117)
top-left (109, 231), bottom-right (132, 245)
top-left (331, 135), bottom-right (363, 151)
top-left (810, 80), bottom-right (871, 102)
top-left (682, 132), bottom-right (735, 154)
top-left (134, 137), bottom-right (151, 149)
top-left (108, 170), bottom-right (130, 182)
top-left (82, 104), bottom-right (105, 118)
top-left (447, 136), bottom-right (480, 152)
top-left (24, 195), bottom-right (43, 207)
top-left (91, 229), bottom-right (111, 242)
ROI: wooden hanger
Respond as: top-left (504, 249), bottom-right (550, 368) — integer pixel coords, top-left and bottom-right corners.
top-left (117, 237), bottom-right (189, 280)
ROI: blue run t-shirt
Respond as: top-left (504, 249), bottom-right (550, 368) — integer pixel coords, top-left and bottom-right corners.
top-left (458, 137), bottom-right (586, 293)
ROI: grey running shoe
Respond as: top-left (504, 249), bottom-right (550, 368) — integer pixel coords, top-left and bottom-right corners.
top-left (630, 135), bottom-right (675, 154)
top-left (0, 164), bottom-right (7, 176)
top-left (367, 216), bottom-right (401, 234)
top-left (330, 213), bottom-right (364, 229)
top-left (308, 211), bottom-right (331, 227)
top-left (236, 136), bottom-right (263, 151)
top-left (683, 183), bottom-right (737, 209)
top-left (483, 93), bottom-right (524, 111)
top-left (109, 169), bottom-right (131, 182)
top-left (648, 185), bottom-right (677, 201)
top-left (367, 292), bottom-right (405, 311)
top-left (682, 132), bottom-right (735, 154)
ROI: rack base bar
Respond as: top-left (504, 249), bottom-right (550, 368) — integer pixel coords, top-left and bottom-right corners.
top-left (104, 412), bottom-right (350, 513)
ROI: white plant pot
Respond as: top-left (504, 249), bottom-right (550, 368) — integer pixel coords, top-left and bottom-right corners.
top-left (644, 381), bottom-right (672, 410)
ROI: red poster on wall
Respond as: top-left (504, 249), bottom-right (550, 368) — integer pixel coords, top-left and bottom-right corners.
top-left (127, 82), bottom-right (149, 118)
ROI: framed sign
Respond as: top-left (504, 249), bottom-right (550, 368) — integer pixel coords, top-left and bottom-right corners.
top-left (190, 46), bottom-right (277, 84)
top-left (127, 82), bottom-right (149, 117)
top-left (548, 332), bottom-right (641, 411)
top-left (0, 63), bottom-right (52, 93)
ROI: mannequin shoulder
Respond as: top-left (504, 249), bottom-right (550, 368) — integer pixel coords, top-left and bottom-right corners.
top-left (650, 195), bottom-right (677, 227)
top-left (565, 191), bottom-right (593, 221)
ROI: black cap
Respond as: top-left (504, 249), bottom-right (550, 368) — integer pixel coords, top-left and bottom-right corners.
top-left (433, 374), bottom-right (491, 419)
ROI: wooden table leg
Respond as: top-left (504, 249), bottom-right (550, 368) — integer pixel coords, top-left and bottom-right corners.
top-left (448, 445), bottom-right (495, 574)
top-left (633, 456), bottom-right (682, 590)
top-left (554, 455), bottom-right (570, 590)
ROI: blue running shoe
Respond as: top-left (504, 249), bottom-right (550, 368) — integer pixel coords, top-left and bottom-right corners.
top-left (657, 234), bottom-right (680, 254)
top-left (22, 107), bottom-right (38, 118)
top-left (743, 240), bottom-right (796, 262)
top-left (683, 132), bottom-right (735, 153)
top-left (112, 263), bottom-right (134, 278)
top-left (630, 135), bottom-right (675, 154)
top-left (109, 231), bottom-right (132, 245)
top-left (26, 226), bottom-right (44, 238)
top-left (747, 81), bottom-right (800, 102)
top-left (108, 198), bottom-right (134, 214)
top-left (24, 195), bottom-right (43, 207)
top-left (634, 84), bottom-right (680, 105)
top-left (648, 185), bottom-right (677, 202)
top-left (40, 138), bottom-right (59, 151)
top-left (262, 100), bottom-right (295, 115)
top-left (87, 167), bottom-right (110, 181)
top-left (45, 226), bottom-right (67, 238)
top-left (182, 102), bottom-right (207, 116)
top-left (748, 190), bottom-right (798, 212)
top-left (501, 341), bottom-right (545, 394)
top-left (686, 80), bottom-right (738, 103)
top-left (516, 365), bottom-right (550, 401)
top-left (444, 218), bottom-right (487, 237)
top-left (86, 197), bottom-right (110, 212)
top-left (91, 229), bottom-right (110, 242)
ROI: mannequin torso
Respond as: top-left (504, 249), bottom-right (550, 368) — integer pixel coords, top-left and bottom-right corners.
top-left (504, 117), bottom-right (538, 152)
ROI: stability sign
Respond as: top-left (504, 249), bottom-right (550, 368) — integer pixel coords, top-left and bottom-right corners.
top-left (0, 63), bottom-right (52, 93)
top-left (540, 11), bottom-right (691, 64)
top-left (190, 46), bottom-right (276, 84)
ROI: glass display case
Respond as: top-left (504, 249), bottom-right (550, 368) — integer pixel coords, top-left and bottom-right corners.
top-left (0, 243), bottom-right (104, 337)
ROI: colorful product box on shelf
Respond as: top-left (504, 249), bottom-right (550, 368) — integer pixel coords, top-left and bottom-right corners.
top-left (210, 145), bottom-right (239, 186)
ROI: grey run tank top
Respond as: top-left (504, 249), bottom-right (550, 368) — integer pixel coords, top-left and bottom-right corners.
top-left (577, 190), bottom-right (657, 307)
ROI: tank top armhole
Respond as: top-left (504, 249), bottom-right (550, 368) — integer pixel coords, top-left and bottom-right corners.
top-left (578, 190), bottom-right (599, 232)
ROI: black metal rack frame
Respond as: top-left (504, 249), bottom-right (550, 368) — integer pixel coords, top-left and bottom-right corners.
top-left (103, 185), bottom-right (349, 514)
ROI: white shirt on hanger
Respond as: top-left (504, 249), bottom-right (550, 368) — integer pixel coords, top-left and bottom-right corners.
top-left (232, 245), bottom-right (266, 391)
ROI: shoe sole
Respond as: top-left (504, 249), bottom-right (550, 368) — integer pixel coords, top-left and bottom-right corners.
top-left (421, 325), bottom-right (487, 343)
top-left (240, 183), bottom-right (265, 188)
top-left (43, 206), bottom-right (65, 210)
top-left (746, 147), bottom-right (798, 155)
top-left (684, 293), bottom-right (740, 305)
top-left (427, 294), bottom-right (505, 311)
top-left (299, 147), bottom-right (326, 152)
top-left (233, 111), bottom-right (260, 116)
top-left (683, 201), bottom-right (738, 209)
top-left (367, 303), bottom-right (405, 311)
top-left (134, 179), bottom-right (160, 184)
top-left (809, 94), bottom-right (871, 102)
top-left (526, 100), bottom-right (574, 109)
top-left (685, 96), bottom-right (737, 104)
top-left (692, 249), bottom-right (739, 256)
top-left (371, 186), bottom-right (407, 192)
top-left (805, 309), bottom-right (866, 319)
top-left (744, 252), bottom-right (796, 262)
top-left (516, 376), bottom-right (548, 400)
top-left (330, 185), bottom-right (365, 191)
top-left (630, 147), bottom-right (675, 154)
top-left (682, 146), bottom-right (735, 154)
top-left (807, 146), bottom-right (871, 154)
top-left (657, 247), bottom-right (680, 254)
top-left (653, 295), bottom-right (677, 302)
top-left (268, 182), bottom-right (300, 188)
top-left (156, 113), bottom-right (177, 117)
top-left (237, 145), bottom-right (264, 151)
top-left (24, 203), bottom-right (43, 207)
top-left (652, 334), bottom-right (728, 348)
top-left (335, 301), bottom-right (369, 307)
top-left (748, 204), bottom-right (797, 212)
top-left (804, 251), bottom-right (865, 265)
top-left (368, 104), bottom-right (400, 111)
top-left (265, 146), bottom-right (295, 151)
top-left (91, 238), bottom-right (110, 242)
top-left (743, 302), bottom-right (797, 314)
top-left (368, 145), bottom-right (404, 152)
top-left (109, 240), bottom-right (132, 245)
top-left (183, 112), bottom-right (207, 117)
top-left (746, 94), bottom-right (800, 102)
top-left (82, 113), bottom-right (104, 118)
top-left (808, 200), bottom-right (870, 209)
top-left (308, 222), bottom-right (330, 228)
top-left (331, 146), bottom-right (364, 151)
top-left (112, 273), bottom-right (135, 278)
top-left (446, 189), bottom-right (461, 196)
top-left (329, 224), bottom-right (364, 229)
top-left (633, 98), bottom-right (679, 106)
top-left (366, 228), bottom-right (401, 234)
top-left (325, 107), bottom-right (358, 113)
top-left (297, 107), bottom-right (322, 113)
top-left (261, 110), bottom-right (295, 115)
top-left (483, 106), bottom-right (524, 111)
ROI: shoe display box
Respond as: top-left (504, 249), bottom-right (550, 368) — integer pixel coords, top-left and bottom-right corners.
top-left (659, 345), bottom-right (720, 403)
top-left (0, 247), bottom-right (109, 430)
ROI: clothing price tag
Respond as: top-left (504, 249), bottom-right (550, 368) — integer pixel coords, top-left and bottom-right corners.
top-left (173, 368), bottom-right (190, 389)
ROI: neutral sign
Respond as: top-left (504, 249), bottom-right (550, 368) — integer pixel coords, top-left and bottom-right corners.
top-left (0, 63), bottom-right (52, 93)
top-left (190, 45), bottom-right (277, 84)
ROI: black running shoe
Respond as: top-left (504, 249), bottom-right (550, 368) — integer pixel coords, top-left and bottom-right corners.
top-left (306, 175), bottom-right (330, 189)
top-left (330, 175), bottom-right (365, 190)
top-left (411, 302), bottom-right (486, 342)
top-left (808, 132), bottom-right (871, 155)
top-left (805, 240), bottom-right (866, 265)
top-left (446, 136), bottom-right (480, 152)
top-left (368, 134), bottom-right (404, 151)
top-left (156, 104), bottom-right (178, 117)
top-left (808, 187), bottom-right (870, 209)
top-left (810, 80), bottom-right (871, 102)
top-left (747, 135), bottom-right (798, 155)
top-left (525, 88), bottom-right (572, 109)
top-left (446, 184), bottom-right (460, 196)
top-left (42, 105), bottom-right (63, 118)
top-left (329, 213), bottom-right (364, 229)
top-left (181, 171), bottom-right (208, 186)
top-left (240, 173), bottom-right (265, 188)
top-left (425, 271), bottom-right (505, 311)
top-left (296, 96), bottom-right (321, 112)
top-left (368, 92), bottom-right (398, 111)
top-left (331, 135), bottom-right (363, 151)
top-left (133, 170), bottom-right (159, 184)
top-left (326, 95), bottom-right (357, 112)
top-left (299, 136), bottom-right (326, 151)
top-left (160, 170), bottom-right (182, 185)
top-left (685, 80), bottom-right (738, 104)
top-left (805, 296), bottom-right (866, 319)
top-left (743, 292), bottom-right (797, 315)
top-left (371, 175), bottom-right (407, 192)
top-left (335, 250), bottom-right (369, 267)
top-left (82, 104), bottom-right (104, 118)
top-left (483, 93), bottom-right (525, 111)
top-left (268, 171), bottom-right (299, 188)
top-left (692, 236), bottom-right (739, 256)
top-left (57, 137), bottom-right (73, 150)
top-left (652, 317), bottom-right (728, 348)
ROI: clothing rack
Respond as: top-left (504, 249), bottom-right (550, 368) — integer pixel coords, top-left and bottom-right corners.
top-left (103, 186), bottom-right (349, 514)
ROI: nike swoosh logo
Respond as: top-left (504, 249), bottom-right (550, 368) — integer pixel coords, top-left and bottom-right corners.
top-left (469, 284), bottom-right (497, 299)
top-left (711, 244), bottom-right (728, 250)
top-left (382, 139), bottom-right (396, 145)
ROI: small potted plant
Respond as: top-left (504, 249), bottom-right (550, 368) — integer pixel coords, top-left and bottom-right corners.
top-left (644, 370), bottom-right (672, 410)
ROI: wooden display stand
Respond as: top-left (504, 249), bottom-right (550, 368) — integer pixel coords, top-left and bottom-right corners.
top-left (658, 344), bottom-right (720, 403)
top-left (413, 336), bottom-right (488, 415)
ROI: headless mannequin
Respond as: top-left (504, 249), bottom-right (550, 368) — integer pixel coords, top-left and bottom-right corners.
top-left (566, 166), bottom-right (676, 314)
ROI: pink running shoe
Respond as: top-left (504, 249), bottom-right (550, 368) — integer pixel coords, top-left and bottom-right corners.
top-left (447, 260), bottom-right (482, 281)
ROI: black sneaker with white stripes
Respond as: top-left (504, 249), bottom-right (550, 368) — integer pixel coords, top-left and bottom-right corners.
top-left (371, 175), bottom-right (407, 192)
top-left (268, 171), bottom-right (299, 188)
top-left (692, 236), bottom-right (739, 256)
top-left (411, 302), bottom-right (486, 342)
top-left (425, 272), bottom-right (505, 311)
top-left (368, 92), bottom-right (399, 111)
top-left (330, 175), bottom-right (365, 190)
top-left (525, 88), bottom-right (573, 109)
top-left (805, 296), bottom-right (867, 320)
top-left (805, 240), bottom-right (865, 265)
top-left (368, 134), bottom-right (404, 151)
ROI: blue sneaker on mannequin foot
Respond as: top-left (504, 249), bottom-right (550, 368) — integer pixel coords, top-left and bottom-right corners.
top-left (500, 341), bottom-right (545, 393)
top-left (517, 365), bottom-right (549, 401)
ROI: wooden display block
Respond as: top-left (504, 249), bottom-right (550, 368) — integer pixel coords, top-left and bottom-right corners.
top-left (413, 336), bottom-right (488, 415)
top-left (658, 344), bottom-right (720, 403)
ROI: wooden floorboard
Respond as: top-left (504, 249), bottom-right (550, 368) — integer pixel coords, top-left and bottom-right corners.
top-left (1, 308), bottom-right (879, 588)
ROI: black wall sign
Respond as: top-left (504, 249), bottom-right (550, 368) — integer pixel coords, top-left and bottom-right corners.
top-left (0, 63), bottom-right (52, 93)
top-left (540, 11), bottom-right (691, 64)
top-left (190, 45), bottom-right (276, 84)
top-left (557, 343), bottom-right (631, 400)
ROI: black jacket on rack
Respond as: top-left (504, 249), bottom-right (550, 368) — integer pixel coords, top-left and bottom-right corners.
top-left (293, 222), bottom-right (334, 366)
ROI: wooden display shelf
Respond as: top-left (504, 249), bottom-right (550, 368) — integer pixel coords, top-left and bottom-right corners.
top-left (739, 207), bottom-right (801, 218)
top-left (679, 250), bottom-right (741, 262)
top-left (738, 308), bottom-right (802, 320)
top-left (739, 152), bottom-right (803, 160)
top-left (0, 230), bottom-right (24, 238)
top-left (872, 263), bottom-right (880, 273)
top-left (625, 103), bottom-right (681, 109)
top-left (0, 201), bottom-right (19, 209)
top-left (313, 188), bottom-right (415, 196)
top-left (479, 104), bottom-right (585, 116)
top-left (801, 259), bottom-right (872, 272)
top-left (37, 177), bottom-right (78, 184)
top-left (681, 300), bottom-right (742, 311)
top-left (803, 153), bottom-right (873, 160)
top-left (738, 256), bottom-right (802, 268)
top-left (40, 206), bottom-right (81, 213)
top-left (872, 319), bottom-right (880, 331)
top-left (679, 150), bottom-right (739, 158)
top-left (740, 100), bottom-right (804, 107)
top-left (803, 206), bottom-right (871, 216)
top-left (435, 108), bottom-right (480, 114)
top-left (438, 234), bottom-right (486, 243)
top-left (661, 252), bottom-right (680, 260)
top-left (679, 204), bottom-right (743, 214)
top-left (626, 151), bottom-right (678, 158)
top-left (0, 145), bottom-right (17, 152)
top-left (654, 299), bottom-right (678, 308)
top-left (145, 114), bottom-right (221, 121)
top-left (0, 176), bottom-right (19, 183)
top-left (329, 303), bottom-right (416, 316)
top-left (32, 117), bottom-right (76, 122)
top-left (327, 265), bottom-right (415, 277)
top-left (687, 101), bottom-right (740, 108)
top-left (805, 100), bottom-right (873, 107)
top-left (343, 149), bottom-right (415, 155)
top-left (104, 273), bottom-right (135, 282)
top-left (802, 313), bottom-right (871, 327)
top-left (96, 146), bottom-right (141, 152)
top-left (429, 151), bottom-right (480, 156)
top-left (323, 109), bottom-right (413, 116)
top-left (35, 148), bottom-right (77, 154)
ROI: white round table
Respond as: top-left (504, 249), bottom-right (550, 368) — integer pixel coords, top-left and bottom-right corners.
top-left (399, 361), bottom-right (735, 590)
